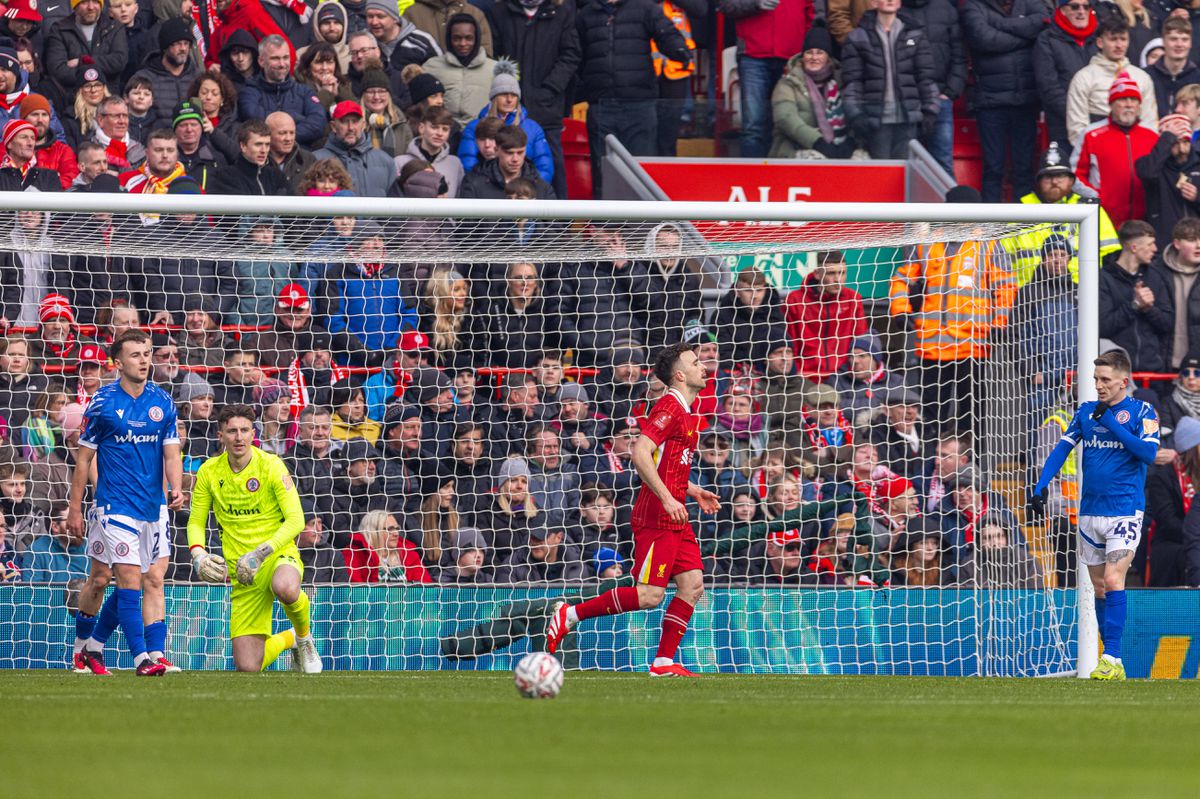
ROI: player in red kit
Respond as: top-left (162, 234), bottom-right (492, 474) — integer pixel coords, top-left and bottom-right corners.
top-left (544, 342), bottom-right (720, 676)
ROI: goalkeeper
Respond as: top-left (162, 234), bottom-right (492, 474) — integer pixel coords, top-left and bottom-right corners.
top-left (187, 404), bottom-right (322, 673)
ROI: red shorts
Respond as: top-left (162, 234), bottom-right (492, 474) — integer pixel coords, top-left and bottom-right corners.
top-left (632, 524), bottom-right (703, 588)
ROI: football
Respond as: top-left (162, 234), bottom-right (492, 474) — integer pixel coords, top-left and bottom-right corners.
top-left (513, 652), bottom-right (564, 699)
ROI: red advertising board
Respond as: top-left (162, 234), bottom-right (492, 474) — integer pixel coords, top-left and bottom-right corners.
top-left (636, 159), bottom-right (908, 242)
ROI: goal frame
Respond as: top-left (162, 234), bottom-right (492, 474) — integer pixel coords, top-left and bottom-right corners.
top-left (0, 192), bottom-right (1100, 677)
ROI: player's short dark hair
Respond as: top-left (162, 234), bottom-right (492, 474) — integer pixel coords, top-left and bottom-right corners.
top-left (495, 124), bottom-right (527, 152)
top-left (218, 403), bottom-right (257, 428)
top-left (653, 341), bottom-right (695, 387)
top-left (111, 328), bottom-right (150, 361)
top-left (1118, 219), bottom-right (1156, 244)
top-left (1094, 350), bottom-right (1132, 376)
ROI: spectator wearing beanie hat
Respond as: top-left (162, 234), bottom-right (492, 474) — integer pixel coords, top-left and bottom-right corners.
top-left (456, 59), bottom-right (553, 182)
top-left (360, 65), bottom-right (412, 156)
top-left (18, 93), bottom-right (78, 190)
top-left (0, 118), bottom-right (63, 191)
top-left (768, 19), bottom-right (859, 161)
top-left (172, 99), bottom-right (225, 188)
top-left (1065, 16), bottom-right (1157, 145)
top-left (1071, 71), bottom-right (1159, 227)
top-left (131, 16), bottom-right (202, 120)
top-left (30, 293), bottom-right (94, 372)
top-left (43, 0), bottom-right (129, 94)
top-left (0, 0), bottom-right (43, 44)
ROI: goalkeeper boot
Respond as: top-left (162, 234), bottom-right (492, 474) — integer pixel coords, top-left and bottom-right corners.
top-left (295, 634), bottom-right (323, 674)
top-left (135, 658), bottom-right (167, 677)
top-left (544, 602), bottom-right (575, 655)
top-left (1090, 655), bottom-right (1126, 681)
top-left (74, 649), bottom-right (112, 676)
top-left (649, 663), bottom-right (698, 678)
top-left (155, 656), bottom-right (182, 674)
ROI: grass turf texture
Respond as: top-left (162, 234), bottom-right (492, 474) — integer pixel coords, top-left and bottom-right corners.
top-left (4, 672), bottom-right (1197, 798)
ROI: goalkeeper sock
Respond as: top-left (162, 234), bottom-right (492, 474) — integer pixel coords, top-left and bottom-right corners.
top-left (282, 591), bottom-right (311, 639)
top-left (1102, 590), bottom-right (1126, 662)
top-left (116, 588), bottom-right (147, 659)
top-left (87, 590), bottom-right (121, 651)
top-left (145, 620), bottom-right (167, 661)
top-left (654, 596), bottom-right (695, 663)
top-left (261, 629), bottom-right (296, 671)
top-left (74, 611), bottom-right (96, 654)
top-left (573, 586), bottom-right (641, 621)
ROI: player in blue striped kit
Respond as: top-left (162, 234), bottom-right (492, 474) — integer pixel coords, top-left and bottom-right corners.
top-left (1030, 349), bottom-right (1159, 680)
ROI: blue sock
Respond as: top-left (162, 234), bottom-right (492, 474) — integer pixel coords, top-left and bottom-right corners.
top-left (91, 591), bottom-right (120, 646)
top-left (75, 611), bottom-right (96, 643)
top-left (1103, 590), bottom-right (1127, 661)
top-left (144, 620), bottom-right (167, 657)
top-left (1094, 597), bottom-right (1106, 638)
top-left (116, 588), bottom-right (146, 659)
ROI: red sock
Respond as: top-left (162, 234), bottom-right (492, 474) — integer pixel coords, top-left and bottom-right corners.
top-left (573, 586), bottom-right (641, 621)
top-left (655, 597), bottom-right (695, 662)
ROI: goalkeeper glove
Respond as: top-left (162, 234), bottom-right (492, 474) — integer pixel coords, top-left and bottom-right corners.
top-left (1091, 401), bottom-right (1111, 421)
top-left (1027, 488), bottom-right (1048, 517)
top-left (191, 547), bottom-right (227, 583)
top-left (235, 543), bottom-right (275, 586)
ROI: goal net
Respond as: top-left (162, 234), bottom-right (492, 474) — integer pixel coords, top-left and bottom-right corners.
top-left (0, 193), bottom-right (1095, 677)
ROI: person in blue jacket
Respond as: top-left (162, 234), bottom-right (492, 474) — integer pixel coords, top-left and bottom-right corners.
top-left (457, 59), bottom-right (554, 184)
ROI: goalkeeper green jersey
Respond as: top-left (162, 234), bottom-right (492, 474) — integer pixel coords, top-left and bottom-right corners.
top-left (186, 446), bottom-right (305, 563)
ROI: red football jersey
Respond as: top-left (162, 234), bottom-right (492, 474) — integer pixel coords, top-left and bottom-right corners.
top-left (631, 389), bottom-right (699, 532)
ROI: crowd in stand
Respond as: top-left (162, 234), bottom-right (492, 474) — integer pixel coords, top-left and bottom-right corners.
top-left (3, 0), bottom-right (1200, 590)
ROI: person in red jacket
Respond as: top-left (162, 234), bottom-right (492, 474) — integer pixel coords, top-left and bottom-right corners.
top-left (718, 0), bottom-right (814, 157)
top-left (19, 94), bottom-right (77, 190)
top-left (208, 0), bottom-right (298, 69)
top-left (784, 250), bottom-right (868, 381)
top-left (1071, 72), bottom-right (1160, 228)
top-left (343, 509), bottom-right (433, 583)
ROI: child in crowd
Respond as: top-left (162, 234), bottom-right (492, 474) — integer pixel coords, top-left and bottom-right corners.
top-left (122, 75), bottom-right (158, 144)
top-left (395, 106), bottom-right (464, 197)
top-left (22, 385), bottom-right (68, 462)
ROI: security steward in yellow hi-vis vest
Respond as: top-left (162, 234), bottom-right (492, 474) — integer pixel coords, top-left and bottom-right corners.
top-left (890, 185), bottom-right (1017, 436)
top-left (652, 0), bottom-right (702, 156)
top-left (1001, 143), bottom-right (1120, 287)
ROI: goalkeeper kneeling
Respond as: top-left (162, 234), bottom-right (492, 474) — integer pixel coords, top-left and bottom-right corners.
top-left (187, 404), bottom-right (323, 673)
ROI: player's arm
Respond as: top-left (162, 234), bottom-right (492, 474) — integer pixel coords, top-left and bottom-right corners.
top-left (234, 461), bottom-right (305, 585)
top-left (66, 444), bottom-right (95, 538)
top-left (187, 466), bottom-right (226, 583)
top-left (630, 434), bottom-right (686, 524)
top-left (1094, 406), bottom-right (1159, 465)
top-left (1030, 411), bottom-right (1082, 512)
top-left (163, 442), bottom-right (184, 510)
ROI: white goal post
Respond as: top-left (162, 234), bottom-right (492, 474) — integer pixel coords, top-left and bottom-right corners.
top-left (0, 192), bottom-right (1098, 677)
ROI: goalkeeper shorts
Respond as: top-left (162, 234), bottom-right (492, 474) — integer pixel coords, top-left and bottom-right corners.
top-left (86, 507), bottom-right (170, 574)
top-left (229, 547), bottom-right (304, 639)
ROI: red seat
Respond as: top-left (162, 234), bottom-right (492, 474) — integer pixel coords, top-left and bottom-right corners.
top-left (561, 118), bottom-right (592, 200)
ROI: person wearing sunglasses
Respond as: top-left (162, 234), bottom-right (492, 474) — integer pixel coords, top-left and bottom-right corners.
top-left (1033, 0), bottom-right (1099, 156)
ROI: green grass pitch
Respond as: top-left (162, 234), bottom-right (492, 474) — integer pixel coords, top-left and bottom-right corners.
top-left (4, 671), bottom-right (1198, 798)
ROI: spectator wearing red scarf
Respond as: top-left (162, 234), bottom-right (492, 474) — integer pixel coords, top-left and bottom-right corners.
top-left (1033, 0), bottom-right (1098, 155)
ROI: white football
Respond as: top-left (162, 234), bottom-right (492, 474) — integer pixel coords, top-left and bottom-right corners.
top-left (513, 652), bottom-right (564, 699)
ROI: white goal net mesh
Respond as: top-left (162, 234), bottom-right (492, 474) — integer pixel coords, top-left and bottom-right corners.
top-left (0, 196), bottom-right (1081, 676)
